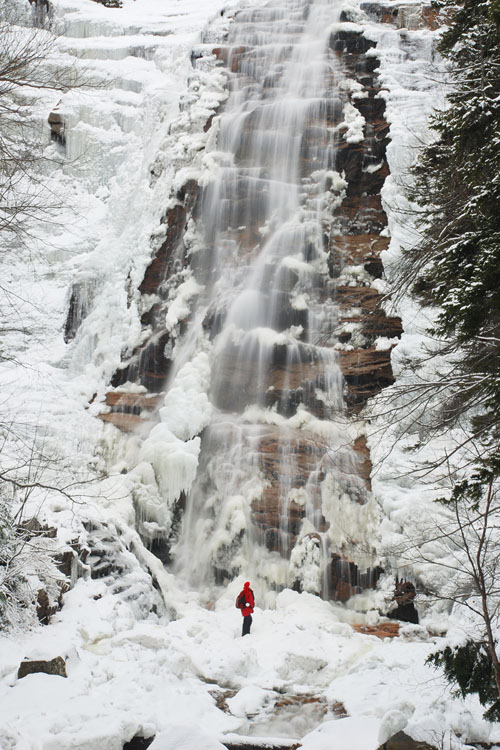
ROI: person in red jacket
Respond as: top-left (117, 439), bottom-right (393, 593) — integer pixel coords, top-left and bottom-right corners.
top-left (236, 581), bottom-right (255, 636)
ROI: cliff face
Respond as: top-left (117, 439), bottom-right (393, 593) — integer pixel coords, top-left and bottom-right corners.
top-left (86, 1), bottom-right (422, 601)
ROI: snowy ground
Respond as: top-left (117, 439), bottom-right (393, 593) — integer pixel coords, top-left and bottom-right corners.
top-left (0, 0), bottom-right (496, 747)
top-left (2, 580), bottom-right (498, 749)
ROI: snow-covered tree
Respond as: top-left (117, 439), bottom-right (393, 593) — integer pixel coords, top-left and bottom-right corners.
top-left (426, 459), bottom-right (500, 720)
top-left (395, 0), bottom-right (500, 719)
top-left (400, 0), bottom-right (500, 440)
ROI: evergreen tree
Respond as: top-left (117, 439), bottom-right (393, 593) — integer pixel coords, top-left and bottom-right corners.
top-left (401, 0), bottom-right (500, 437)
top-left (401, 0), bottom-right (500, 719)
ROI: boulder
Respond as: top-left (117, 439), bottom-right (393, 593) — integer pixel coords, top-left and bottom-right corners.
top-left (387, 581), bottom-right (419, 624)
top-left (48, 110), bottom-right (65, 145)
top-left (18, 656), bottom-right (67, 679)
top-left (377, 731), bottom-right (436, 750)
top-left (123, 738), bottom-right (155, 750)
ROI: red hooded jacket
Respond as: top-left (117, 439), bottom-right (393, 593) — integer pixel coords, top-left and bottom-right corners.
top-left (236, 582), bottom-right (255, 617)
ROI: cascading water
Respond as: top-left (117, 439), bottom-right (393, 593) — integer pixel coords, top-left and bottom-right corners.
top-left (171, 0), bottom-right (378, 597)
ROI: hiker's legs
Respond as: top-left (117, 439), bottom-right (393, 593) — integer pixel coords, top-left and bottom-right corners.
top-left (242, 615), bottom-right (252, 636)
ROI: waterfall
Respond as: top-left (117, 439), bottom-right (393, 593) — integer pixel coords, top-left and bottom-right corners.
top-left (169, 0), bottom-right (378, 598)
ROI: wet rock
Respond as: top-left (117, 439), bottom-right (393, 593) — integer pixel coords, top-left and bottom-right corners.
top-left (222, 738), bottom-right (301, 750)
top-left (213, 45), bottom-right (250, 73)
top-left (246, 425), bottom-right (372, 560)
top-left (212, 352), bottom-right (331, 417)
top-left (18, 656), bottom-right (67, 679)
top-left (387, 581), bottom-right (419, 624)
top-left (360, 3), bottom-right (448, 31)
top-left (338, 347), bottom-right (395, 409)
top-left (98, 412), bottom-right (150, 432)
top-left (360, 3), bottom-right (399, 26)
top-left (377, 731), bottom-right (436, 750)
top-left (330, 29), bottom-right (377, 55)
top-left (140, 180), bottom-right (197, 295)
top-left (139, 205), bottom-right (188, 295)
top-left (90, 0), bottom-right (122, 7)
top-left (330, 553), bottom-right (382, 602)
top-left (48, 110), bottom-right (65, 145)
top-left (64, 279), bottom-right (98, 342)
top-left (353, 434), bottom-right (373, 486)
top-left (36, 589), bottom-right (57, 625)
top-left (36, 584), bottom-right (68, 626)
top-left (353, 622), bottom-right (400, 639)
top-left (98, 390), bottom-right (163, 432)
top-left (123, 737), bottom-right (155, 750)
top-left (329, 233), bottom-right (389, 265)
top-left (103, 392), bottom-right (163, 411)
top-left (337, 193), bottom-right (388, 234)
top-left (110, 332), bottom-right (172, 394)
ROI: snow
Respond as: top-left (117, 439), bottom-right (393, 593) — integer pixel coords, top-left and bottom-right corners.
top-left (3, 582), bottom-right (497, 749)
top-left (300, 718), bottom-right (382, 750)
top-left (149, 728), bottom-right (226, 750)
top-left (159, 352), bottom-right (212, 440)
top-left (342, 101), bottom-right (366, 144)
top-left (0, 0), bottom-right (497, 747)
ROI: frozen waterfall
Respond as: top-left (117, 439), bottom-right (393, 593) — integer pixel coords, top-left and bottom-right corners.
top-left (167, 0), bottom-right (378, 597)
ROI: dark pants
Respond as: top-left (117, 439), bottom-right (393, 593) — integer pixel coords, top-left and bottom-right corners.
top-left (242, 615), bottom-right (252, 636)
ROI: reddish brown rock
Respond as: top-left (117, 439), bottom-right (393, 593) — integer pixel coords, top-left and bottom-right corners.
top-left (98, 390), bottom-right (163, 432)
top-left (111, 332), bottom-right (172, 393)
top-left (337, 193), bottom-right (388, 234)
top-left (422, 5), bottom-right (452, 30)
top-left (360, 2), bottom-right (451, 31)
top-left (139, 205), bottom-right (187, 295)
top-left (337, 347), bottom-right (395, 409)
top-left (98, 412), bottom-right (152, 432)
top-left (103, 392), bottom-right (163, 410)
top-left (330, 552), bottom-right (382, 601)
top-left (246, 425), bottom-right (372, 556)
top-left (353, 434), bottom-right (372, 486)
top-left (213, 46), bottom-right (250, 73)
top-left (352, 622), bottom-right (400, 638)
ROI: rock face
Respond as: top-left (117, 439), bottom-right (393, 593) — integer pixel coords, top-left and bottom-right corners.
top-left (93, 10), bottom-right (402, 600)
top-left (110, 179), bottom-right (199, 394)
top-left (360, 2), bottom-right (449, 30)
top-left (98, 391), bottom-right (163, 432)
top-left (328, 27), bottom-right (401, 416)
top-left (18, 656), bottom-right (67, 679)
